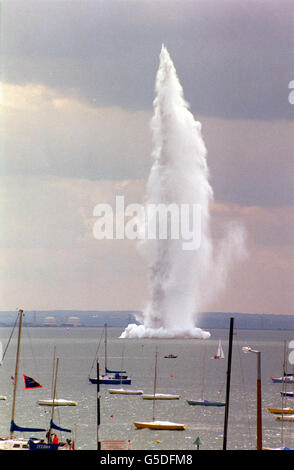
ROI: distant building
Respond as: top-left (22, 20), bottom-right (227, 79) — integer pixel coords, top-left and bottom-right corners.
top-left (64, 316), bottom-right (82, 327)
top-left (43, 316), bottom-right (57, 326)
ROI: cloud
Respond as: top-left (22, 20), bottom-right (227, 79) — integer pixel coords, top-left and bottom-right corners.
top-left (2, 82), bottom-right (293, 208)
top-left (0, 172), bottom-right (293, 314)
top-left (1, 0), bottom-right (294, 119)
top-left (0, 175), bottom-right (148, 310)
top-left (2, 82), bottom-right (152, 180)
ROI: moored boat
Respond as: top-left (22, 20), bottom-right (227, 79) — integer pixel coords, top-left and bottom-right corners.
top-left (89, 324), bottom-right (131, 385)
top-left (38, 398), bottom-right (77, 406)
top-left (187, 399), bottom-right (225, 407)
top-left (142, 393), bottom-right (180, 400)
top-left (0, 310), bottom-right (47, 450)
top-left (271, 375), bottom-right (294, 384)
top-left (108, 388), bottom-right (143, 395)
top-left (134, 420), bottom-right (185, 430)
top-left (133, 348), bottom-right (185, 431)
top-left (275, 414), bottom-right (294, 422)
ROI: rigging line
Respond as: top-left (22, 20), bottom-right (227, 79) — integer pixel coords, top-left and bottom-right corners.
top-left (1, 311), bottom-right (19, 365)
top-left (235, 329), bottom-right (254, 448)
top-left (23, 315), bottom-right (41, 380)
top-left (89, 327), bottom-right (105, 376)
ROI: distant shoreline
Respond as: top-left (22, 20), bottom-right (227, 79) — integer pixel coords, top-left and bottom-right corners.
top-left (0, 310), bottom-right (293, 331)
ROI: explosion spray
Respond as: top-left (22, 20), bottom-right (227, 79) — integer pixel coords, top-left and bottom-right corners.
top-left (121, 45), bottom-right (246, 339)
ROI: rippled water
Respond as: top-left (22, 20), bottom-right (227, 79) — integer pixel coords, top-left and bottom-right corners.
top-left (0, 326), bottom-right (293, 450)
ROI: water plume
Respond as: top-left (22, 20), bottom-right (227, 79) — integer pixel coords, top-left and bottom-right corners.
top-left (120, 45), bottom-right (246, 340)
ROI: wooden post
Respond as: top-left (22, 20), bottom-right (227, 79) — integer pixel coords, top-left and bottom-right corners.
top-left (152, 347), bottom-right (158, 422)
top-left (223, 317), bottom-right (234, 450)
top-left (256, 351), bottom-right (262, 450)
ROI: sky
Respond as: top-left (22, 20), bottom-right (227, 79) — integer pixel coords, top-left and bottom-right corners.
top-left (0, 0), bottom-right (293, 315)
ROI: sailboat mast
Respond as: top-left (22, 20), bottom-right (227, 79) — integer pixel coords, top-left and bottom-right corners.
top-left (51, 346), bottom-right (56, 398)
top-left (10, 309), bottom-right (23, 438)
top-left (152, 348), bottom-right (158, 422)
top-left (49, 357), bottom-right (59, 441)
top-left (104, 324), bottom-right (107, 372)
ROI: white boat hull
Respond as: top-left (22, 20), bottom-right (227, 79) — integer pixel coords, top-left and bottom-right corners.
top-left (142, 393), bottom-right (180, 400)
top-left (108, 388), bottom-right (144, 395)
top-left (38, 398), bottom-right (77, 406)
top-left (0, 438), bottom-right (29, 450)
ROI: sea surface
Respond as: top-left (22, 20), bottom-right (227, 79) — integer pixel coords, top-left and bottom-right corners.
top-left (0, 325), bottom-right (294, 450)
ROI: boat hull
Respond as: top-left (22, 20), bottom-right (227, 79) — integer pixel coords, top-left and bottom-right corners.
top-left (275, 415), bottom-right (294, 422)
top-left (268, 407), bottom-right (294, 414)
top-left (187, 400), bottom-right (225, 407)
top-left (89, 377), bottom-right (131, 385)
top-left (134, 421), bottom-right (185, 430)
top-left (280, 392), bottom-right (294, 398)
top-left (38, 399), bottom-right (77, 406)
top-left (142, 394), bottom-right (180, 400)
top-left (0, 438), bottom-right (29, 450)
top-left (108, 389), bottom-right (143, 395)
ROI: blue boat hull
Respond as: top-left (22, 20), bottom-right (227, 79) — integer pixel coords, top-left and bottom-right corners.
top-left (280, 391), bottom-right (294, 397)
top-left (28, 440), bottom-right (59, 451)
top-left (89, 377), bottom-right (131, 385)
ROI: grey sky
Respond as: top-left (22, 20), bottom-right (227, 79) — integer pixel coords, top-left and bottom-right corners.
top-left (2, 0), bottom-right (294, 119)
top-left (0, 0), bottom-right (293, 313)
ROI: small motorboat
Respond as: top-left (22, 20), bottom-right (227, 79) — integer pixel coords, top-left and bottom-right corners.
top-left (271, 375), bottom-right (294, 383)
top-left (280, 391), bottom-right (294, 398)
top-left (268, 407), bottom-right (294, 414)
top-left (275, 414), bottom-right (294, 422)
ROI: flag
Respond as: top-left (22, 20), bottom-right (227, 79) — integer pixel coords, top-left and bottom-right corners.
top-left (23, 374), bottom-right (42, 389)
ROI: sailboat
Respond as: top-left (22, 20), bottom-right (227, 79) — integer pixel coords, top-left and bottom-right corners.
top-left (211, 340), bottom-right (225, 360)
top-left (29, 357), bottom-right (75, 450)
top-left (271, 373), bottom-right (294, 384)
top-left (108, 346), bottom-right (144, 394)
top-left (0, 309), bottom-right (47, 450)
top-left (89, 324), bottom-right (131, 385)
top-left (187, 343), bottom-right (225, 407)
top-left (134, 348), bottom-right (185, 430)
top-left (38, 347), bottom-right (77, 407)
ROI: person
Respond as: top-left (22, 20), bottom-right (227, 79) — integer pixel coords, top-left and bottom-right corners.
top-left (52, 434), bottom-right (59, 444)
